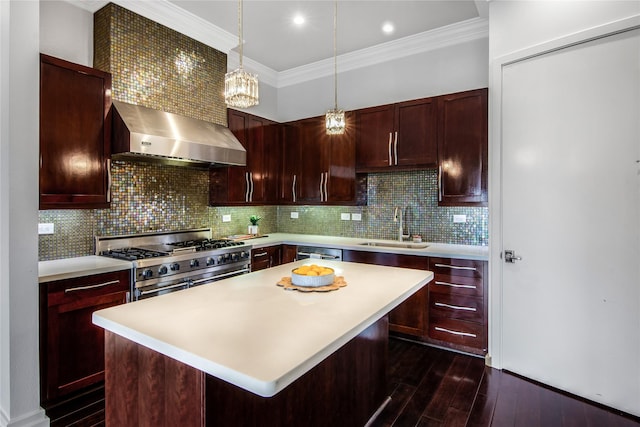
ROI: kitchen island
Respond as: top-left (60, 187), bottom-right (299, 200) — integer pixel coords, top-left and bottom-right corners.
top-left (93, 260), bottom-right (433, 426)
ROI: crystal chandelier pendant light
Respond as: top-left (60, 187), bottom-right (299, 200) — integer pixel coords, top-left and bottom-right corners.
top-left (225, 0), bottom-right (259, 108)
top-left (326, 0), bottom-right (345, 135)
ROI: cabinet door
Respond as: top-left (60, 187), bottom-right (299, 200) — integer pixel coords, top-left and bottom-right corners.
top-left (395, 98), bottom-right (437, 167)
top-left (326, 112), bottom-right (356, 203)
top-left (280, 125), bottom-right (301, 203)
top-left (40, 54), bottom-right (112, 209)
top-left (437, 88), bottom-right (488, 206)
top-left (246, 116), bottom-right (266, 202)
top-left (342, 250), bottom-right (429, 337)
top-left (40, 270), bottom-right (130, 404)
top-left (355, 104), bottom-right (395, 171)
top-left (297, 118), bottom-right (327, 203)
top-left (281, 245), bottom-right (298, 264)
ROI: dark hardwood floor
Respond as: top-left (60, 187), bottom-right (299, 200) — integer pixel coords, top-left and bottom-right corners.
top-left (49, 337), bottom-right (640, 426)
top-left (373, 337), bottom-right (640, 427)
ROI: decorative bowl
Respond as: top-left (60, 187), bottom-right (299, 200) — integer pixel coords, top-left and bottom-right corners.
top-left (291, 266), bottom-right (335, 288)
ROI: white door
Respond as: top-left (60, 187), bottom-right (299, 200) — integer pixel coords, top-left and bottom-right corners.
top-left (501, 28), bottom-right (640, 416)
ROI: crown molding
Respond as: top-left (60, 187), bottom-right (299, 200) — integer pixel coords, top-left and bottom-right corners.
top-left (67, 0), bottom-right (238, 53)
top-left (226, 52), bottom-right (280, 88)
top-left (278, 17), bottom-right (489, 88)
top-left (67, 1), bottom-right (487, 89)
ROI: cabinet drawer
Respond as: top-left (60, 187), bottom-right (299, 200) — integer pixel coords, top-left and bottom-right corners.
top-left (46, 270), bottom-right (130, 307)
top-left (430, 274), bottom-right (483, 297)
top-left (428, 317), bottom-right (486, 350)
top-left (429, 257), bottom-right (484, 280)
top-left (429, 293), bottom-right (483, 323)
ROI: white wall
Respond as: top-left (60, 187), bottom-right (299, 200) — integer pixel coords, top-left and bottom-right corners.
top-left (277, 37), bottom-right (489, 122)
top-left (40, 1), bottom-right (93, 67)
top-left (0, 1), bottom-right (47, 426)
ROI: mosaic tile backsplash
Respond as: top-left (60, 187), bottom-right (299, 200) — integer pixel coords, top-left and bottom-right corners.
top-left (94, 3), bottom-right (227, 125)
top-left (277, 170), bottom-right (488, 245)
top-left (39, 166), bottom-right (487, 261)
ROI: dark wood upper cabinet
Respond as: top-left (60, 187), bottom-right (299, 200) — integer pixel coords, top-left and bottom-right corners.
top-left (281, 114), bottom-right (356, 205)
top-left (209, 109), bottom-right (281, 205)
top-left (437, 88), bottom-right (488, 206)
top-left (355, 97), bottom-right (437, 172)
top-left (39, 54), bottom-right (112, 209)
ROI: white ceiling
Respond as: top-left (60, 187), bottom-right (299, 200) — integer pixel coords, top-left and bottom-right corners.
top-left (73, 0), bottom-right (488, 75)
top-left (169, 1), bottom-right (484, 72)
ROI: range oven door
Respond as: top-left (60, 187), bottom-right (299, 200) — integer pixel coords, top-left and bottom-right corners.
top-left (189, 263), bottom-right (250, 288)
top-left (134, 263), bottom-right (251, 300)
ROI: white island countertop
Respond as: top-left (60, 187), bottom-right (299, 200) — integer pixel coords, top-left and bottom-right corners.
top-left (93, 259), bottom-right (433, 397)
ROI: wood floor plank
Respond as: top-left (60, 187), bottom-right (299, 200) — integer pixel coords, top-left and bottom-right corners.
top-left (423, 355), bottom-right (471, 422)
top-left (449, 356), bottom-right (486, 414)
top-left (513, 374), bottom-right (542, 427)
top-left (392, 348), bottom-right (456, 426)
top-left (369, 383), bottom-right (416, 427)
top-left (488, 370), bottom-right (519, 426)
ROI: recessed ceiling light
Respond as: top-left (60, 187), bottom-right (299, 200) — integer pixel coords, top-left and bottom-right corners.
top-left (382, 22), bottom-right (394, 35)
top-left (293, 14), bottom-right (305, 26)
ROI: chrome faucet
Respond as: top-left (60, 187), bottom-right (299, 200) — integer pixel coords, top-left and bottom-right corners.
top-left (394, 207), bottom-right (410, 242)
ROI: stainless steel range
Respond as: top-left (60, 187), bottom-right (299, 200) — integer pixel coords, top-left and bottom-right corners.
top-left (96, 228), bottom-right (251, 300)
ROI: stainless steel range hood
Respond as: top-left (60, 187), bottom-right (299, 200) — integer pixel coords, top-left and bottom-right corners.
top-left (111, 100), bottom-right (246, 168)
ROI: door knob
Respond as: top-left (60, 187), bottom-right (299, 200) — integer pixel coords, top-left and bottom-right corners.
top-left (503, 249), bottom-right (522, 263)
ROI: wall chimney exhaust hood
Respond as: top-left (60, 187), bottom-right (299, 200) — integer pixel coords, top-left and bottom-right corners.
top-left (111, 100), bottom-right (246, 168)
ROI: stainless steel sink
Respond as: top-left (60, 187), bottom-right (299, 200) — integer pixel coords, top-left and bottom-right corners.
top-left (359, 241), bottom-right (429, 249)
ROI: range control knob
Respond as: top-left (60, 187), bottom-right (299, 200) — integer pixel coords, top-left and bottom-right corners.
top-left (158, 265), bottom-right (168, 275)
top-left (216, 255), bottom-right (224, 264)
top-left (170, 263), bottom-right (180, 271)
top-left (141, 269), bottom-right (153, 279)
top-left (231, 253), bottom-right (240, 262)
top-left (206, 257), bottom-right (215, 266)
top-left (240, 251), bottom-right (249, 259)
top-left (222, 254), bottom-right (231, 263)
top-left (190, 259), bottom-right (200, 268)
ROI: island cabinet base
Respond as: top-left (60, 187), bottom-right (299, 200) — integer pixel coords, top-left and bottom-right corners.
top-left (104, 317), bottom-right (389, 427)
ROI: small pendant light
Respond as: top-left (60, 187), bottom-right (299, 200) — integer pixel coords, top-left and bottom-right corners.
top-left (325, 0), bottom-right (345, 135)
top-left (225, 0), bottom-right (259, 108)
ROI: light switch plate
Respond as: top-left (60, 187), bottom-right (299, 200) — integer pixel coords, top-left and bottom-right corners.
top-left (453, 214), bottom-right (467, 223)
top-left (38, 223), bottom-right (54, 234)
top-left (351, 213), bottom-right (362, 221)
top-left (290, 212), bottom-right (299, 219)
top-left (340, 213), bottom-right (350, 221)
top-left (222, 214), bottom-right (231, 223)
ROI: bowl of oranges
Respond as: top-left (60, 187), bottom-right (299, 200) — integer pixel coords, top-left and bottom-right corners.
top-left (291, 264), bottom-right (335, 287)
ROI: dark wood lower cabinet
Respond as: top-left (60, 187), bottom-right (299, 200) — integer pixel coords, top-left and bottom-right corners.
top-left (342, 250), bottom-right (429, 336)
top-left (250, 245), bottom-right (282, 271)
top-left (39, 270), bottom-right (130, 410)
top-left (104, 317), bottom-right (388, 426)
top-left (281, 244), bottom-right (298, 264)
top-left (342, 250), bottom-right (488, 356)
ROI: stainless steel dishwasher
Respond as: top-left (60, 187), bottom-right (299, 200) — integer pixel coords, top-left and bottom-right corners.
top-left (295, 246), bottom-right (342, 261)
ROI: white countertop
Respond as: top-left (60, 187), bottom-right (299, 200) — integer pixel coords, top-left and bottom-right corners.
top-left (244, 233), bottom-right (488, 260)
top-left (38, 256), bottom-right (133, 283)
top-left (92, 259), bottom-right (433, 397)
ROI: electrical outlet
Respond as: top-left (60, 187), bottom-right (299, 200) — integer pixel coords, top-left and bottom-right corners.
top-left (38, 223), bottom-right (54, 234)
top-left (351, 213), bottom-right (362, 221)
top-left (222, 214), bottom-right (231, 223)
top-left (453, 214), bottom-right (467, 223)
top-left (290, 212), bottom-right (299, 219)
top-left (340, 213), bottom-right (350, 221)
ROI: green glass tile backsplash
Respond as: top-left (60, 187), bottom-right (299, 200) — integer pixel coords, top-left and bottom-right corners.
top-left (38, 167), bottom-right (487, 261)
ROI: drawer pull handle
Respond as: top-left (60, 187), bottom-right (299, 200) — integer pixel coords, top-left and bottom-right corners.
top-left (435, 281), bottom-right (477, 290)
top-left (435, 302), bottom-right (476, 312)
top-left (434, 263), bottom-right (477, 271)
top-left (253, 252), bottom-right (268, 257)
top-left (65, 280), bottom-right (120, 293)
top-left (435, 326), bottom-right (476, 338)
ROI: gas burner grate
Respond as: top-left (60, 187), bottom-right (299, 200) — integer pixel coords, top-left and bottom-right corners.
top-left (102, 248), bottom-right (167, 261)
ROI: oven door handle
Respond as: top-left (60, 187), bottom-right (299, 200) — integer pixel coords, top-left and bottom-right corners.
top-left (190, 268), bottom-right (251, 285)
top-left (138, 281), bottom-right (189, 297)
